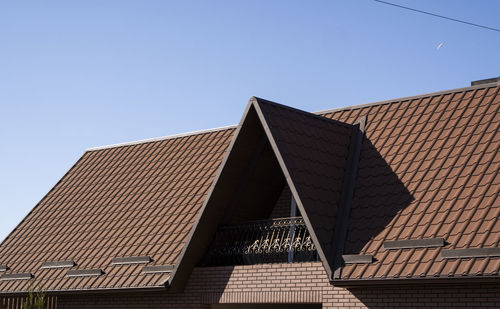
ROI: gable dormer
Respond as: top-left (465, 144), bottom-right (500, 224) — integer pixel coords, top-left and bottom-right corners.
top-left (169, 97), bottom-right (362, 291)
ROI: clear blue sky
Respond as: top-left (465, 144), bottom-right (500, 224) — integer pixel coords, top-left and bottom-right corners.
top-left (0, 0), bottom-right (499, 242)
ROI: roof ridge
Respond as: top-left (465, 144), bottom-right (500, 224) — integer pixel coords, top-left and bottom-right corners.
top-left (252, 96), bottom-right (353, 129)
top-left (84, 82), bottom-right (500, 152)
top-left (314, 82), bottom-right (500, 115)
top-left (85, 125), bottom-right (237, 152)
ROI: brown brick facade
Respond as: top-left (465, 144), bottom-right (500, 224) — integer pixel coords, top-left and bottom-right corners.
top-left (47, 262), bottom-right (500, 308)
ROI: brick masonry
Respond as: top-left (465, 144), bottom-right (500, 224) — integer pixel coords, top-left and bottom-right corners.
top-left (19, 262), bottom-right (496, 308)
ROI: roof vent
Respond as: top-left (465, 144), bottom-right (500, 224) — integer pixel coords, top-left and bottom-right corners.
top-left (41, 260), bottom-right (75, 269)
top-left (112, 256), bottom-right (152, 265)
top-left (471, 77), bottom-right (500, 86)
top-left (342, 254), bottom-right (373, 264)
top-left (142, 265), bottom-right (174, 274)
top-left (0, 265), bottom-right (8, 272)
top-left (1, 273), bottom-right (33, 281)
top-left (384, 238), bottom-right (445, 250)
top-left (441, 247), bottom-right (500, 259)
top-left (67, 269), bottom-right (103, 277)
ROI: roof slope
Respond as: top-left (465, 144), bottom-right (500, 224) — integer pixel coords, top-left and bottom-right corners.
top-left (0, 128), bottom-right (235, 292)
top-left (322, 84), bottom-right (500, 282)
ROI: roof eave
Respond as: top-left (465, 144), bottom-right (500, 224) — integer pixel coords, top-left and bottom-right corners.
top-left (0, 285), bottom-right (169, 296)
top-left (331, 276), bottom-right (500, 287)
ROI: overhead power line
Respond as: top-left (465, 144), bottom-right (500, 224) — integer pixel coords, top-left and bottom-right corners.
top-left (374, 0), bottom-right (500, 33)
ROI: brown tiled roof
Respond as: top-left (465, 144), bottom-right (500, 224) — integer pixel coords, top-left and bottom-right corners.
top-left (0, 82), bottom-right (499, 293)
top-left (0, 127), bottom-right (235, 292)
top-left (322, 84), bottom-right (500, 283)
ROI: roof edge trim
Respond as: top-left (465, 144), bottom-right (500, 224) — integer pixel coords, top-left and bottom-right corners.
top-left (0, 285), bottom-right (169, 296)
top-left (331, 276), bottom-right (500, 287)
top-left (331, 116), bottom-right (366, 280)
top-left (86, 125), bottom-right (237, 152)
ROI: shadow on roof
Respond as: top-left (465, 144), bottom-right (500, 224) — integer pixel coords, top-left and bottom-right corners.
top-left (342, 136), bottom-right (415, 257)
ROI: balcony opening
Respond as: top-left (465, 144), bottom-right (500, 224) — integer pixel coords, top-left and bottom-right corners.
top-left (201, 183), bottom-right (319, 267)
top-left (200, 216), bottom-right (319, 267)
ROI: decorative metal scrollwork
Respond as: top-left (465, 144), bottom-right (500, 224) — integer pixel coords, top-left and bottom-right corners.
top-left (201, 217), bottom-right (318, 267)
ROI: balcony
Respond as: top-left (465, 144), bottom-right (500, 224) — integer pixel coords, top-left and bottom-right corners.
top-left (201, 217), bottom-right (319, 266)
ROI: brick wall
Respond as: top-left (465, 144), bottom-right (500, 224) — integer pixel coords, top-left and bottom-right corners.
top-left (54, 262), bottom-right (500, 308)
top-left (3, 262), bottom-right (500, 308)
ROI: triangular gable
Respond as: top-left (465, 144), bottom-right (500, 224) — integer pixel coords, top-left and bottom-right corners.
top-left (253, 98), bottom-right (356, 274)
top-left (169, 97), bottom-right (355, 291)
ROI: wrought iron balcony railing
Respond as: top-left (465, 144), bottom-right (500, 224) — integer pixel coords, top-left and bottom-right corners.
top-left (201, 217), bottom-right (318, 266)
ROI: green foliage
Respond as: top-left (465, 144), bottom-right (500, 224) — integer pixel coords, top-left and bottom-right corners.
top-left (23, 283), bottom-right (46, 309)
